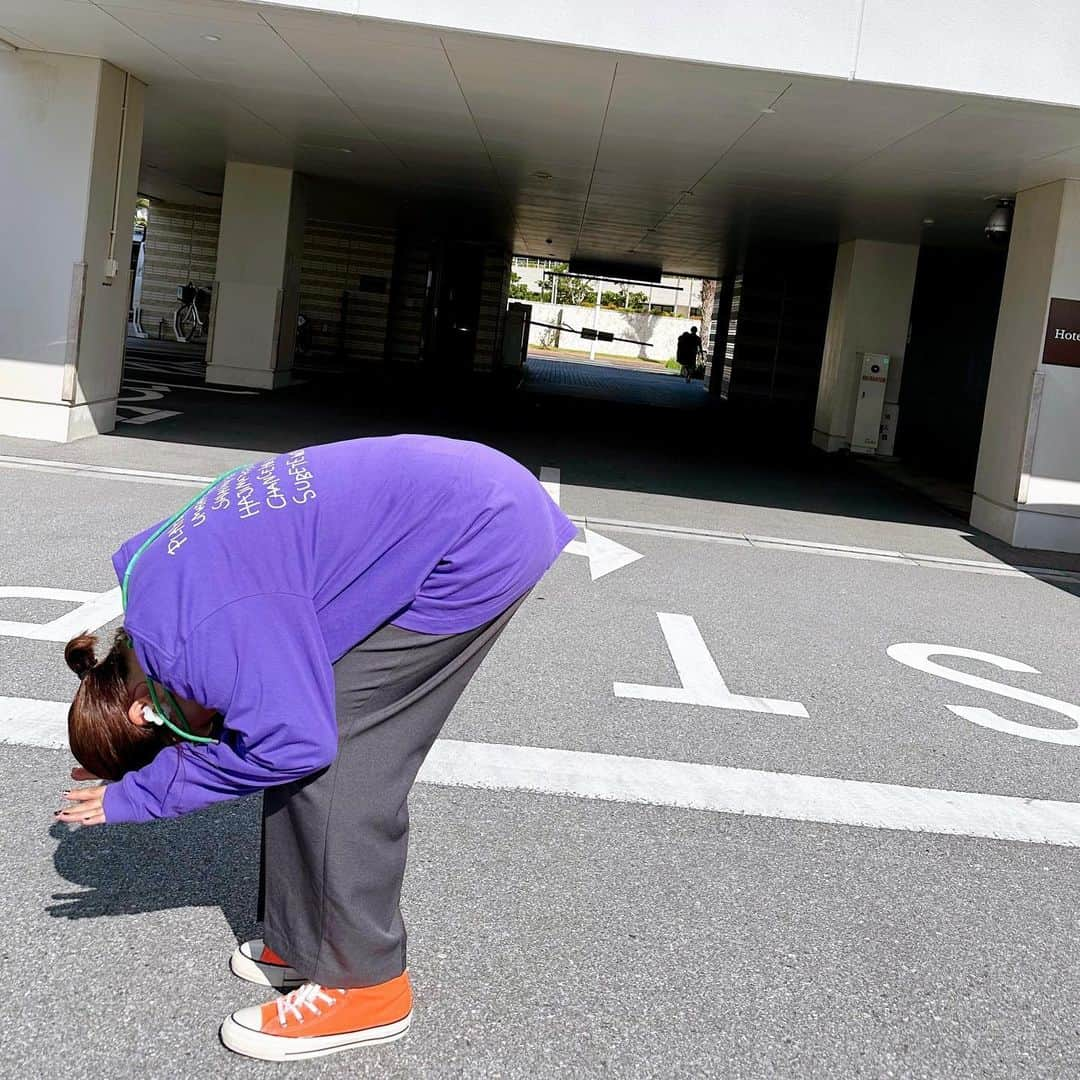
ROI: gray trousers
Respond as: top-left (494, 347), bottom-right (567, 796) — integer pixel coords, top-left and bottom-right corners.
top-left (259, 598), bottom-right (522, 988)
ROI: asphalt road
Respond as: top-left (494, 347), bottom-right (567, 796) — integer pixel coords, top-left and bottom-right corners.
top-left (2, 372), bottom-right (1079, 1079)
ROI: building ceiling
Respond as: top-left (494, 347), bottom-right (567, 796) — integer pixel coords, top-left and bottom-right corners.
top-left (4, 0), bottom-right (1080, 277)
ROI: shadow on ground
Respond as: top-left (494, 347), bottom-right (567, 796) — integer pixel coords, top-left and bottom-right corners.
top-left (47, 796), bottom-right (261, 942)
top-left (110, 352), bottom-right (1080, 594)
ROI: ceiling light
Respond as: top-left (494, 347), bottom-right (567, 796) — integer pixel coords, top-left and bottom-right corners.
top-left (922, 217), bottom-right (935, 225)
top-left (532, 170), bottom-right (553, 181)
top-left (201, 34), bottom-right (221, 42)
top-left (760, 107), bottom-right (777, 115)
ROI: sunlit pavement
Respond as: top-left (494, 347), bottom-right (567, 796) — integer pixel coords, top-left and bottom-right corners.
top-left (2, 372), bottom-right (1079, 1079)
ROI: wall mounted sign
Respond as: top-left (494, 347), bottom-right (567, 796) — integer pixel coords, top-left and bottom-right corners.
top-left (1042, 298), bottom-right (1080, 367)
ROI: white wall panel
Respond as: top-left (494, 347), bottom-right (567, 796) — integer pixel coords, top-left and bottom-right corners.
top-left (857, 0), bottom-right (1080, 109)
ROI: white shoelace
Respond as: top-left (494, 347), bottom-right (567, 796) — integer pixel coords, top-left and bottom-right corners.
top-left (275, 982), bottom-right (341, 1027)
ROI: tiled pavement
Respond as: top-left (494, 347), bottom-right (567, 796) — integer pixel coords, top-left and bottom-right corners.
top-left (523, 355), bottom-right (710, 409)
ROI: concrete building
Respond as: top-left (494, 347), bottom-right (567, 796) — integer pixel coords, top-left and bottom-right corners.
top-left (1, 1), bottom-right (1079, 550)
top-left (512, 258), bottom-right (704, 316)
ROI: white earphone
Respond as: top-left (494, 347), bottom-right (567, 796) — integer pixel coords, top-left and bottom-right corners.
top-left (142, 704), bottom-right (166, 727)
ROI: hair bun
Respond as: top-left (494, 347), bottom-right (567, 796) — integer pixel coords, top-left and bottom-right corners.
top-left (64, 633), bottom-right (99, 678)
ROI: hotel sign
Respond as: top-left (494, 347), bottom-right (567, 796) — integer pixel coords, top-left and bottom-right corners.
top-left (1042, 298), bottom-right (1080, 367)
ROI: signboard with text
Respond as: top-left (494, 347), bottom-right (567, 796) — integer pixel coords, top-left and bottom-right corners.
top-left (1042, 298), bottom-right (1080, 367)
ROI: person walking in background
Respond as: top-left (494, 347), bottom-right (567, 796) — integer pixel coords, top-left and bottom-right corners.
top-left (676, 325), bottom-right (704, 382)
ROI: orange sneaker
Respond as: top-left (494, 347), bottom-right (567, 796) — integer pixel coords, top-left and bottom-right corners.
top-left (229, 939), bottom-right (304, 990)
top-left (220, 973), bottom-right (413, 1061)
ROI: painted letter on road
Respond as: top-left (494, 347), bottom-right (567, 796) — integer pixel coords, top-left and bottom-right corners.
top-left (615, 613), bottom-right (809, 717)
top-left (888, 643), bottom-right (1080, 745)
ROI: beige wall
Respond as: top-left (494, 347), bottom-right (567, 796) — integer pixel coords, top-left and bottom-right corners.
top-left (206, 163), bottom-right (306, 389)
top-left (813, 240), bottom-right (919, 452)
top-left (972, 179), bottom-right (1080, 552)
top-left (0, 53), bottom-right (143, 441)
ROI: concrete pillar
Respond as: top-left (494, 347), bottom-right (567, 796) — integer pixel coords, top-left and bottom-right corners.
top-left (813, 240), bottom-right (919, 452)
top-left (971, 180), bottom-right (1080, 553)
top-left (0, 53), bottom-right (144, 441)
top-left (206, 163), bottom-right (306, 389)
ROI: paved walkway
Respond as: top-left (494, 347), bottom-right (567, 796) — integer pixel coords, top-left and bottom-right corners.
top-left (527, 348), bottom-right (673, 373)
top-left (523, 355), bottom-right (709, 409)
top-left (2, 390), bottom-right (1080, 1080)
top-left (2, 384), bottom-right (1080, 1078)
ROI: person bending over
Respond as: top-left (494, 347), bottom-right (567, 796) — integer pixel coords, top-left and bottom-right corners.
top-left (58, 435), bottom-right (575, 1062)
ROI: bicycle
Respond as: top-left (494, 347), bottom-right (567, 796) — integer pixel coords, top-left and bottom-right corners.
top-left (173, 281), bottom-right (212, 343)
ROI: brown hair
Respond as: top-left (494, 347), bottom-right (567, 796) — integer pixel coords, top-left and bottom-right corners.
top-left (65, 629), bottom-right (171, 781)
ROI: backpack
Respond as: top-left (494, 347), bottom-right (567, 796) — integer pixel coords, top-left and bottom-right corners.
top-left (676, 333), bottom-right (697, 365)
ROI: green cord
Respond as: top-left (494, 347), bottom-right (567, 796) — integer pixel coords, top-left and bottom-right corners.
top-left (120, 465), bottom-right (244, 610)
top-left (121, 465), bottom-right (247, 746)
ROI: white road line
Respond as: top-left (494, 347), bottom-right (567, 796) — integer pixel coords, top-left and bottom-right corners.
top-left (7, 695), bottom-right (1080, 846)
top-left (539, 465), bottom-right (561, 506)
top-left (117, 408), bottom-right (182, 426)
top-left (0, 697), bottom-right (68, 748)
top-left (1, 452), bottom-right (1077, 586)
top-left (588, 516), bottom-right (1080, 585)
top-left (0, 455), bottom-right (215, 487)
top-left (0, 586), bottom-right (123, 642)
top-left (747, 534), bottom-right (904, 558)
top-left (123, 379), bottom-right (257, 396)
top-left (423, 741), bottom-right (1080, 848)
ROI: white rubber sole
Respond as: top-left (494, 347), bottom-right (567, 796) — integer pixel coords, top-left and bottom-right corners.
top-left (229, 943), bottom-right (303, 990)
top-left (220, 1010), bottom-right (412, 1061)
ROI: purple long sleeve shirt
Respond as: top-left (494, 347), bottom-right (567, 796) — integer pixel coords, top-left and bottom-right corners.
top-left (102, 436), bottom-right (576, 824)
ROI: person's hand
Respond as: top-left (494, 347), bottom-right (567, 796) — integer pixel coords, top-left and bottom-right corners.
top-left (56, 783), bottom-right (107, 826)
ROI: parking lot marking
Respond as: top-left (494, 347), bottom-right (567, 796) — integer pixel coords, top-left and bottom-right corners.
top-left (615, 612), bottom-right (809, 717)
top-left (542, 464), bottom-right (644, 579)
top-left (0, 456), bottom-right (214, 487)
top-left (117, 408), bottom-right (182, 426)
top-left (2, 453), bottom-right (1077, 585)
top-left (123, 379), bottom-right (257, 396)
top-left (0, 587), bottom-right (122, 642)
top-left (7, 695), bottom-right (1080, 847)
top-left (539, 465), bottom-right (561, 506)
top-left (1, 697), bottom-right (68, 748)
top-left (564, 529), bottom-right (645, 580)
top-left (888, 642), bottom-right (1080, 745)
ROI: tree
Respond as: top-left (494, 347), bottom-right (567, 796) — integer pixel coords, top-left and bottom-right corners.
top-left (556, 274), bottom-right (596, 306)
top-left (698, 278), bottom-right (716, 351)
top-left (625, 291), bottom-right (649, 312)
top-left (508, 272), bottom-right (533, 301)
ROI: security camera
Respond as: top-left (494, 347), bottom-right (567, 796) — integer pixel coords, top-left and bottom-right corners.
top-left (985, 199), bottom-right (1014, 246)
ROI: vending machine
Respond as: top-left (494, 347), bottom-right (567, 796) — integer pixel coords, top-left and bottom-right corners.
top-left (850, 352), bottom-right (890, 454)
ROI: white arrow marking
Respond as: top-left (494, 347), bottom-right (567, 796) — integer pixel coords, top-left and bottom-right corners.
top-left (541, 466), bottom-right (643, 580)
top-left (565, 530), bottom-right (644, 580)
top-left (615, 612), bottom-right (809, 717)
